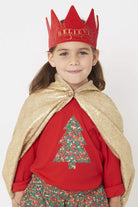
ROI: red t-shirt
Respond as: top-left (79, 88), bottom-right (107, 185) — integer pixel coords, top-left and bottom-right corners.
top-left (12, 98), bottom-right (125, 198)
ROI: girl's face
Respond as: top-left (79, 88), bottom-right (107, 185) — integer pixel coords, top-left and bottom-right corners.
top-left (48, 41), bottom-right (99, 91)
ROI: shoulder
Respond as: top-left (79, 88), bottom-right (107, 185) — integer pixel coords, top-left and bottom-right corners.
top-left (17, 89), bottom-right (47, 118)
top-left (97, 90), bottom-right (120, 112)
top-left (22, 88), bottom-right (50, 108)
top-left (95, 90), bottom-right (124, 132)
top-left (81, 88), bottom-right (124, 133)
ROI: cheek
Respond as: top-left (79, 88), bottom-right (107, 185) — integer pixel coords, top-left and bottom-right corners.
top-left (55, 63), bottom-right (65, 74)
top-left (55, 59), bottom-right (67, 70)
top-left (53, 60), bottom-right (61, 69)
top-left (84, 57), bottom-right (93, 69)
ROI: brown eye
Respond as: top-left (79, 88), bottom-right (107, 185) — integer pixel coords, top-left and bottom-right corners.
top-left (79, 51), bottom-right (88, 55)
top-left (59, 52), bottom-right (68, 56)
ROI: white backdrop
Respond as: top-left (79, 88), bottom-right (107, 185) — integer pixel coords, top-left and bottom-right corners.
top-left (0, 0), bottom-right (137, 206)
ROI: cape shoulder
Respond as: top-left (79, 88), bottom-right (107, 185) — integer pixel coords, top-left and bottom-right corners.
top-left (76, 88), bottom-right (124, 133)
top-left (20, 86), bottom-right (124, 137)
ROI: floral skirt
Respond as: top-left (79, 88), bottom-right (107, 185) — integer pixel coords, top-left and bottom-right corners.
top-left (19, 174), bottom-right (109, 207)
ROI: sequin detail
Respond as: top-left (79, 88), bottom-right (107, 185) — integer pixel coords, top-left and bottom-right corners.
top-left (53, 116), bottom-right (91, 169)
top-left (19, 174), bottom-right (109, 206)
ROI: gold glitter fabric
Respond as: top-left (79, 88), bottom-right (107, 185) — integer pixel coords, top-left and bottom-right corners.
top-left (2, 74), bottom-right (135, 206)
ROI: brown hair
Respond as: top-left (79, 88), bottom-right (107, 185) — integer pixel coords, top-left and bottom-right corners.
top-left (29, 19), bottom-right (106, 94)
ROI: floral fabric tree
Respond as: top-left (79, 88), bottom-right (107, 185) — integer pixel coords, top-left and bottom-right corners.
top-left (53, 116), bottom-right (91, 169)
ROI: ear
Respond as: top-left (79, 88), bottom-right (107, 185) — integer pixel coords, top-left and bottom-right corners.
top-left (92, 49), bottom-right (99, 66)
top-left (48, 52), bottom-right (56, 67)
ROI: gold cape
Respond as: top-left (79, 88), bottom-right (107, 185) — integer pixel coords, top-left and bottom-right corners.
top-left (2, 74), bottom-right (135, 206)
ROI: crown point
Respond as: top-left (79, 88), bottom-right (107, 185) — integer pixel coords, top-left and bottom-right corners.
top-left (96, 15), bottom-right (99, 31)
top-left (63, 5), bottom-right (84, 28)
top-left (51, 9), bottom-right (61, 29)
top-left (70, 5), bottom-right (75, 9)
top-left (46, 17), bottom-right (50, 35)
top-left (85, 8), bottom-right (96, 28)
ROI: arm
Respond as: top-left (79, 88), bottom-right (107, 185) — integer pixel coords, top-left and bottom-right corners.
top-left (12, 137), bottom-right (39, 204)
top-left (99, 133), bottom-right (125, 206)
top-left (12, 191), bottom-right (24, 207)
top-left (109, 196), bottom-right (121, 207)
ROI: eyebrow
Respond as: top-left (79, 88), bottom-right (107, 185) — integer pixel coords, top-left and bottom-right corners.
top-left (57, 49), bottom-right (68, 52)
top-left (57, 48), bottom-right (90, 52)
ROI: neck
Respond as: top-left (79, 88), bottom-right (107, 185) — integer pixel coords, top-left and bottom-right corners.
top-left (56, 74), bottom-right (92, 92)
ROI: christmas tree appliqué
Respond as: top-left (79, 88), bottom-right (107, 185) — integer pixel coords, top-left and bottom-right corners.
top-left (53, 116), bottom-right (91, 169)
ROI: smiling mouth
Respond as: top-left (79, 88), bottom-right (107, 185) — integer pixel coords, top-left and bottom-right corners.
top-left (67, 70), bottom-right (82, 74)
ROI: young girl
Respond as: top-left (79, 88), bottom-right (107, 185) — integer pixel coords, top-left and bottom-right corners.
top-left (3, 5), bottom-right (134, 207)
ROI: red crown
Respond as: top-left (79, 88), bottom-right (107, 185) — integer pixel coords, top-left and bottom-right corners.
top-left (46, 5), bottom-right (99, 49)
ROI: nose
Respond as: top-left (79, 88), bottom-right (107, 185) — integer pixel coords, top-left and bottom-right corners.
top-left (69, 54), bottom-right (79, 65)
